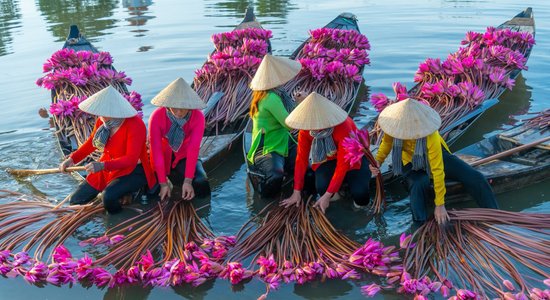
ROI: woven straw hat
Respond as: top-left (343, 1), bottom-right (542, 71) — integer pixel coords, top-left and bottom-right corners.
top-left (250, 54), bottom-right (302, 91)
top-left (285, 92), bottom-right (348, 130)
top-left (78, 85), bottom-right (137, 118)
top-left (151, 78), bottom-right (206, 109)
top-left (378, 98), bottom-right (441, 140)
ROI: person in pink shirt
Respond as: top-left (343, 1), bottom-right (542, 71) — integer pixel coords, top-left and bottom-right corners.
top-left (148, 78), bottom-right (210, 201)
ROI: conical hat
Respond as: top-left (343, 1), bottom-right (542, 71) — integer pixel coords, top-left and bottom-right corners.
top-left (151, 78), bottom-right (206, 109)
top-left (285, 92), bottom-right (348, 130)
top-left (78, 85), bottom-right (137, 118)
top-left (250, 55), bottom-right (302, 91)
top-left (378, 98), bottom-right (441, 140)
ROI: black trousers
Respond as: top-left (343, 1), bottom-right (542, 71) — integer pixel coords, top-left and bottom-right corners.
top-left (404, 149), bottom-right (499, 222)
top-left (169, 158), bottom-right (211, 198)
top-left (314, 156), bottom-right (371, 206)
top-left (69, 164), bottom-right (147, 214)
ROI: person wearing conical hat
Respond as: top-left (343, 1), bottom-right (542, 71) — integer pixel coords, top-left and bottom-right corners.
top-left (281, 92), bottom-right (375, 212)
top-left (375, 98), bottom-right (498, 224)
top-left (247, 54), bottom-right (303, 197)
top-left (148, 78), bottom-right (210, 201)
top-left (59, 86), bottom-right (156, 213)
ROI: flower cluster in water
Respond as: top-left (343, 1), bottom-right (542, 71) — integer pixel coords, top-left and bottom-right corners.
top-left (370, 27), bottom-right (535, 131)
top-left (1, 232), bottom-right (548, 299)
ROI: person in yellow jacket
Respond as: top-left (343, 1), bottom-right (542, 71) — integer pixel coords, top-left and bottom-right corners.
top-left (374, 98), bottom-right (498, 224)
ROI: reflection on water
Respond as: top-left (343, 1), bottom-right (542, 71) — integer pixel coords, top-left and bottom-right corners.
top-left (205, 0), bottom-right (297, 22)
top-left (36, 0), bottom-right (119, 41)
top-left (123, 0), bottom-right (155, 37)
top-left (0, 0), bottom-right (22, 56)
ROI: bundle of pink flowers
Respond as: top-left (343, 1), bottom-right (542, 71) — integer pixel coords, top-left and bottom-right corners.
top-left (284, 28), bottom-right (370, 109)
top-left (193, 27), bottom-right (272, 128)
top-left (37, 49), bottom-right (144, 118)
top-left (371, 27), bottom-right (535, 133)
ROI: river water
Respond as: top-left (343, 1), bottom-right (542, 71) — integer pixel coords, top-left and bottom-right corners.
top-left (0, 0), bottom-right (548, 299)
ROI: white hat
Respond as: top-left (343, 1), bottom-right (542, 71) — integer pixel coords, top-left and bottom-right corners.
top-left (285, 92), bottom-right (348, 130)
top-left (151, 78), bottom-right (206, 109)
top-left (378, 98), bottom-right (441, 140)
top-left (250, 54), bottom-right (302, 91)
top-left (78, 85), bottom-right (137, 118)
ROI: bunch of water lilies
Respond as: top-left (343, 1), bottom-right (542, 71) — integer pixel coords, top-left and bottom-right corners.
top-left (36, 49), bottom-right (144, 157)
top-left (402, 209), bottom-right (550, 299)
top-left (283, 28), bottom-right (370, 109)
top-left (193, 28), bottom-right (272, 130)
top-left (371, 27), bottom-right (535, 139)
top-left (342, 129), bottom-right (386, 214)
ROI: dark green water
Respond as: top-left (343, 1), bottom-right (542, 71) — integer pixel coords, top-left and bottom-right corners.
top-left (0, 0), bottom-right (548, 299)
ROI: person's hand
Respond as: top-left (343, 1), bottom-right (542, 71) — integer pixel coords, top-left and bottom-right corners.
top-left (369, 160), bottom-right (380, 177)
top-left (182, 178), bottom-right (195, 201)
top-left (434, 205), bottom-right (450, 225)
top-left (84, 162), bottom-right (104, 174)
top-left (313, 192), bottom-right (332, 213)
top-left (281, 190), bottom-right (302, 208)
top-left (159, 183), bottom-right (171, 201)
top-left (59, 157), bottom-right (74, 173)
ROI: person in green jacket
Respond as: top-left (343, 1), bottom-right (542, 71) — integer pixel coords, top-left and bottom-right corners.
top-left (247, 54), bottom-right (302, 197)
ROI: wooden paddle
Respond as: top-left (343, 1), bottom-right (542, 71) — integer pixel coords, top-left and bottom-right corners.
top-left (470, 135), bottom-right (550, 167)
top-left (6, 166), bottom-right (86, 177)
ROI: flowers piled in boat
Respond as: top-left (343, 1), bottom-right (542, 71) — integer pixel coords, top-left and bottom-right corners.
top-left (194, 27), bottom-right (272, 129)
top-left (284, 28), bottom-right (370, 109)
top-left (371, 27), bottom-right (535, 135)
top-left (36, 48), bottom-right (144, 160)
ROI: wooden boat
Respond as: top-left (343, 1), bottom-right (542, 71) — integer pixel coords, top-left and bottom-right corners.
top-left (378, 8), bottom-right (536, 183)
top-left (196, 7), bottom-right (272, 172)
top-left (243, 13), bottom-right (367, 196)
top-left (445, 124), bottom-right (550, 203)
top-left (51, 25), bottom-right (130, 180)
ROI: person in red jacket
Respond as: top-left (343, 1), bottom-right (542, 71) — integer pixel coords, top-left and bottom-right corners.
top-left (59, 86), bottom-right (156, 213)
top-left (148, 78), bottom-right (210, 201)
top-left (281, 92), bottom-right (376, 212)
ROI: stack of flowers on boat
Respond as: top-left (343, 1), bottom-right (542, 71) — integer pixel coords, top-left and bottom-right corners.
top-left (36, 49), bottom-right (144, 158)
top-left (370, 26), bottom-right (535, 142)
top-left (283, 27), bottom-right (370, 109)
top-left (193, 27), bottom-right (272, 130)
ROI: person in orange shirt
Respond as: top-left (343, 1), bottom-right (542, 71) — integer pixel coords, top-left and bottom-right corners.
top-left (59, 86), bottom-right (156, 214)
top-left (375, 98), bottom-right (498, 224)
top-left (281, 92), bottom-right (374, 212)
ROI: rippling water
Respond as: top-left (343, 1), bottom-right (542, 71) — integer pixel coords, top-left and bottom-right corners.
top-left (0, 0), bottom-right (548, 299)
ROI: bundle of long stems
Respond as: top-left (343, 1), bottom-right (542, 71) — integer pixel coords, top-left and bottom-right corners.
top-left (94, 199), bottom-right (216, 270)
top-left (227, 200), bottom-right (361, 279)
top-left (524, 109), bottom-right (550, 132)
top-left (0, 190), bottom-right (103, 261)
top-left (403, 208), bottom-right (550, 298)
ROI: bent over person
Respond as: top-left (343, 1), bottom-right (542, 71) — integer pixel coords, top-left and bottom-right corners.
top-left (247, 54), bottom-right (302, 197)
top-left (375, 98), bottom-right (498, 224)
top-left (282, 92), bottom-right (373, 213)
top-left (59, 86), bottom-right (156, 214)
top-left (148, 78), bottom-right (211, 201)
